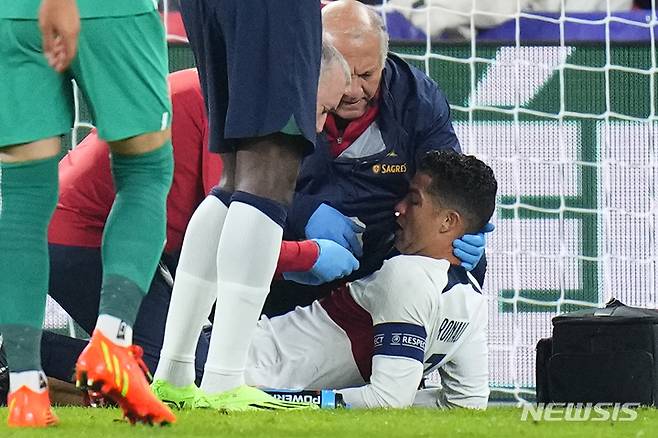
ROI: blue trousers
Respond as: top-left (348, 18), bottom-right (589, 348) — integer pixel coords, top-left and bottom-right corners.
top-left (41, 244), bottom-right (210, 385)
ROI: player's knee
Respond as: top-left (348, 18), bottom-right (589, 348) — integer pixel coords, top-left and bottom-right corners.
top-left (217, 153), bottom-right (236, 193)
top-left (235, 180), bottom-right (296, 206)
top-left (0, 153), bottom-right (59, 231)
top-left (231, 191), bottom-right (287, 229)
top-left (110, 141), bottom-right (173, 198)
top-left (234, 134), bottom-right (304, 206)
top-left (0, 137), bottom-right (61, 163)
top-left (108, 128), bottom-right (172, 156)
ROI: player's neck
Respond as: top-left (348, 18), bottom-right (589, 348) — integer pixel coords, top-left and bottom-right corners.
top-left (437, 250), bottom-right (462, 266)
top-left (445, 253), bottom-right (463, 266)
top-left (418, 240), bottom-right (461, 265)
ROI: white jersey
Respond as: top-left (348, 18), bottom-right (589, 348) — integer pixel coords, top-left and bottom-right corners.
top-left (244, 255), bottom-right (488, 409)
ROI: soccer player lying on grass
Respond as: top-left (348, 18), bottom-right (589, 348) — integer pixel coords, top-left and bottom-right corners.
top-left (153, 150), bottom-right (497, 409)
top-left (37, 65), bottom-right (356, 388)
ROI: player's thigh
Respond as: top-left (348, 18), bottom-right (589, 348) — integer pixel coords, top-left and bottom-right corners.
top-left (244, 317), bottom-right (320, 389)
top-left (245, 307), bottom-right (362, 390)
top-left (0, 19), bottom-right (73, 149)
top-left (234, 134), bottom-right (305, 205)
top-left (179, 0), bottom-right (229, 154)
top-left (108, 128), bottom-right (171, 156)
top-left (217, 152), bottom-right (235, 192)
top-left (71, 12), bottom-right (171, 144)
top-left (213, 0), bottom-right (321, 153)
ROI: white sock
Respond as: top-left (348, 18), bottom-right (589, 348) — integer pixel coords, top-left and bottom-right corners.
top-left (154, 196), bottom-right (228, 387)
top-left (96, 314), bottom-right (133, 347)
top-left (155, 272), bottom-right (217, 387)
top-left (9, 370), bottom-right (48, 393)
top-left (201, 201), bottom-right (282, 394)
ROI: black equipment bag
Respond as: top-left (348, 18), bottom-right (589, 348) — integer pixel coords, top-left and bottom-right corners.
top-left (536, 298), bottom-right (658, 406)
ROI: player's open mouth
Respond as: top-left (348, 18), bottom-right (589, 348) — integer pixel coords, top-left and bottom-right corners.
top-left (341, 100), bottom-right (362, 107)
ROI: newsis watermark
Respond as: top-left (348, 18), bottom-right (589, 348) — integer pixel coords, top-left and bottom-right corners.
top-left (520, 402), bottom-right (640, 422)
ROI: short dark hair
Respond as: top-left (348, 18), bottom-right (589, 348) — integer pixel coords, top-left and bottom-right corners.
top-left (418, 150), bottom-right (497, 234)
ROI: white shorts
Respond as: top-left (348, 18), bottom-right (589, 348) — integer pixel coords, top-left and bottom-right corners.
top-left (244, 301), bottom-right (365, 390)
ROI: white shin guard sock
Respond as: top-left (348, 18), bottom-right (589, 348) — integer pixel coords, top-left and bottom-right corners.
top-left (154, 196), bottom-right (228, 387)
top-left (155, 272), bottom-right (217, 387)
top-left (96, 314), bottom-right (133, 346)
top-left (9, 370), bottom-right (48, 394)
top-left (201, 282), bottom-right (271, 393)
top-left (201, 201), bottom-right (282, 394)
top-left (176, 196), bottom-right (229, 280)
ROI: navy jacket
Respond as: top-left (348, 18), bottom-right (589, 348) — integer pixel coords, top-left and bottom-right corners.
top-left (287, 53), bottom-right (463, 279)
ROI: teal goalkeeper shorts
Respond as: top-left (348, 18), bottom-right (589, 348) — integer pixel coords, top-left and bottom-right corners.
top-left (0, 11), bottom-right (171, 147)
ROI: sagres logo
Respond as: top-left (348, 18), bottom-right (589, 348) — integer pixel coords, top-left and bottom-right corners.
top-left (372, 163), bottom-right (407, 174)
top-left (520, 403), bottom-right (639, 422)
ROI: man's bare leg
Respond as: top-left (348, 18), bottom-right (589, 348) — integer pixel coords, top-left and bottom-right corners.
top-left (200, 134), bottom-right (305, 394)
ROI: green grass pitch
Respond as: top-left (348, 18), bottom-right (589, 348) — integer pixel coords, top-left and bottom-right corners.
top-left (1, 407), bottom-right (658, 437)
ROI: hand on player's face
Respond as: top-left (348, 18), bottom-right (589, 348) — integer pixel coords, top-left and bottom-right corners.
top-left (316, 63), bottom-right (349, 132)
top-left (331, 34), bottom-right (384, 121)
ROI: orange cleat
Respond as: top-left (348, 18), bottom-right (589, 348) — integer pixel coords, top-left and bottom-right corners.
top-left (7, 386), bottom-right (59, 428)
top-left (75, 330), bottom-right (176, 426)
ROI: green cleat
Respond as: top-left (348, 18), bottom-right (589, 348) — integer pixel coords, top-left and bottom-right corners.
top-left (199, 385), bottom-right (319, 411)
top-left (151, 379), bottom-right (205, 410)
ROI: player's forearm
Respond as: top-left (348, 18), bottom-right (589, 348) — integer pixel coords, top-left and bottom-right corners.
top-left (339, 383), bottom-right (411, 409)
top-left (338, 356), bottom-right (423, 409)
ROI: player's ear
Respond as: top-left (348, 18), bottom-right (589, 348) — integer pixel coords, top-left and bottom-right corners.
top-left (439, 209), bottom-right (461, 233)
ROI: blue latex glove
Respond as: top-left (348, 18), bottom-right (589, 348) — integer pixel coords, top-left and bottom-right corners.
top-left (305, 203), bottom-right (365, 257)
top-left (283, 239), bottom-right (360, 285)
top-left (452, 222), bottom-right (495, 271)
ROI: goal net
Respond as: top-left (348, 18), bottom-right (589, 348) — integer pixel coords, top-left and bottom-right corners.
top-left (55, 0), bottom-right (657, 402)
top-left (381, 0), bottom-right (658, 401)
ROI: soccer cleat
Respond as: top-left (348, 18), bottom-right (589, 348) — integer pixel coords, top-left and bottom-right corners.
top-left (7, 386), bottom-right (59, 428)
top-left (200, 385), bottom-right (319, 411)
top-left (75, 330), bottom-right (176, 425)
top-left (151, 379), bottom-right (205, 410)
